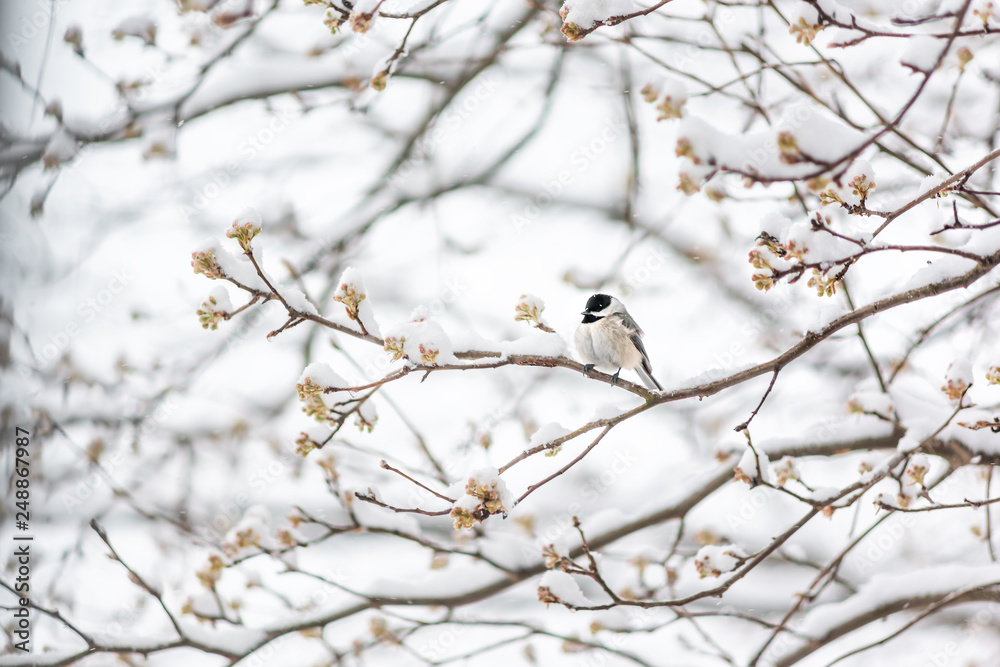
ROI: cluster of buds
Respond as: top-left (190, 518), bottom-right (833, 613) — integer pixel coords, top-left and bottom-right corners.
top-left (694, 546), bottom-right (746, 579)
top-left (383, 335), bottom-right (406, 361)
top-left (450, 504), bottom-right (477, 531)
top-left (807, 268), bottom-right (838, 297)
top-left (294, 431), bottom-right (319, 457)
top-left (191, 249), bottom-right (224, 279)
top-left (430, 551), bottom-right (449, 569)
top-left (747, 232), bottom-right (806, 292)
top-left (941, 361), bottom-right (972, 401)
top-left (905, 455), bottom-right (929, 487)
top-left (418, 343), bottom-right (439, 366)
top-left (559, 5), bottom-right (584, 41)
top-left (773, 456), bottom-right (801, 487)
top-left (450, 475), bottom-right (510, 530)
top-left (370, 69), bottom-right (389, 92)
top-left (957, 46), bottom-right (974, 71)
top-left (225, 218), bottom-right (261, 253)
top-left (196, 294), bottom-right (228, 330)
top-left (639, 82), bottom-right (686, 120)
top-left (370, 617), bottom-right (400, 645)
top-left (45, 100), bottom-right (63, 124)
top-left (733, 465), bottom-right (755, 485)
top-left (537, 585), bottom-right (561, 606)
top-left (848, 173), bottom-right (876, 203)
top-left (986, 365), bottom-right (1000, 385)
top-left (223, 525), bottom-right (261, 556)
top-left (514, 294), bottom-right (543, 326)
top-left (355, 405), bottom-right (377, 432)
top-left (675, 137), bottom-right (699, 164)
top-left (777, 131), bottom-right (802, 164)
top-left (287, 510), bottom-right (307, 529)
top-left (349, 4), bottom-right (379, 33)
top-left (819, 174), bottom-right (876, 208)
top-left (542, 544), bottom-right (565, 570)
top-left (807, 176), bottom-right (831, 193)
top-left (323, 9), bottom-right (344, 33)
top-left (694, 529), bottom-right (721, 546)
top-left (317, 454), bottom-right (338, 481)
top-left (972, 2), bottom-right (996, 27)
top-left (467, 476), bottom-right (507, 515)
top-left (514, 294), bottom-right (555, 333)
top-left (296, 376), bottom-right (333, 423)
top-left (112, 21), bottom-right (156, 46)
top-left (86, 438), bottom-right (105, 463)
top-left (276, 527), bottom-right (298, 548)
top-left (705, 186), bottom-right (727, 202)
top-left (677, 172), bottom-right (701, 196)
top-left (941, 377), bottom-right (968, 400)
top-left (789, 16), bottom-right (824, 45)
top-left (195, 553), bottom-right (225, 590)
top-left (333, 281), bottom-right (366, 323)
top-left (656, 95), bottom-right (685, 121)
top-left (212, 7), bottom-right (254, 28)
top-left (818, 188), bottom-right (843, 207)
top-left (64, 24), bottom-right (83, 56)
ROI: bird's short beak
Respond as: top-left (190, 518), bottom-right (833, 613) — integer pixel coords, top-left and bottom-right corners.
top-left (581, 311), bottom-right (589, 316)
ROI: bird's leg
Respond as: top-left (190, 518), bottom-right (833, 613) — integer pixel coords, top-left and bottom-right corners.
top-left (611, 369), bottom-right (621, 385)
top-left (583, 364), bottom-right (595, 375)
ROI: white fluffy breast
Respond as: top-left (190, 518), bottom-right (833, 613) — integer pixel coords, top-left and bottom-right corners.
top-left (574, 319), bottom-right (642, 372)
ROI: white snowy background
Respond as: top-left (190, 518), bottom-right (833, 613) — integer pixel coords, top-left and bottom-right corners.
top-left (2, 0), bottom-right (1000, 665)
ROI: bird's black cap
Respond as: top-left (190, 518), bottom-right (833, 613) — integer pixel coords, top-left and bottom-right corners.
top-left (584, 294), bottom-right (612, 313)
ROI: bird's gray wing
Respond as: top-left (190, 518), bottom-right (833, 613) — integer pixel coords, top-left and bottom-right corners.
top-left (629, 331), bottom-right (652, 369)
top-left (616, 311), bottom-right (644, 337)
top-left (619, 313), bottom-right (663, 391)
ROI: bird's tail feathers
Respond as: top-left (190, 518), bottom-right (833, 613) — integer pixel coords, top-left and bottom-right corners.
top-left (636, 366), bottom-right (663, 392)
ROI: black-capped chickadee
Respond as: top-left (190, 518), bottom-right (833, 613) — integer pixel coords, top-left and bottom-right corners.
top-left (574, 294), bottom-right (663, 392)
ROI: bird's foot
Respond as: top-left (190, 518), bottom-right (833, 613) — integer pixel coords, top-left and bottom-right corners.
top-left (582, 364), bottom-right (595, 375)
top-left (611, 369), bottom-right (621, 386)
